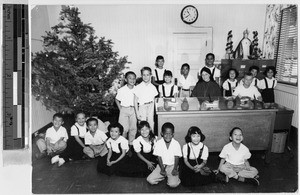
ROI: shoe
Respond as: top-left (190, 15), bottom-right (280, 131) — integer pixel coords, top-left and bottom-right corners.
top-left (58, 158), bottom-right (65, 167)
top-left (51, 155), bottom-right (60, 164)
top-left (35, 152), bottom-right (46, 159)
top-left (245, 177), bottom-right (260, 186)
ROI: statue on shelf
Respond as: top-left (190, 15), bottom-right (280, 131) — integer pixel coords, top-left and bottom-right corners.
top-left (233, 29), bottom-right (251, 60)
top-left (249, 31), bottom-right (262, 60)
top-left (225, 30), bottom-right (233, 59)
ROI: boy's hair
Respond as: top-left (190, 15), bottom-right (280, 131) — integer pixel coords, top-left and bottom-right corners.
top-left (163, 70), bottom-right (173, 77)
top-left (125, 71), bottom-right (136, 79)
top-left (155, 55), bottom-right (165, 67)
top-left (161, 122), bottom-right (175, 134)
top-left (185, 126), bottom-right (205, 143)
top-left (136, 121), bottom-right (155, 142)
top-left (108, 122), bottom-right (124, 135)
top-left (263, 66), bottom-right (277, 76)
top-left (140, 66), bottom-right (152, 75)
top-left (227, 68), bottom-right (239, 79)
top-left (86, 117), bottom-right (98, 126)
top-left (181, 63), bottom-right (190, 70)
top-left (53, 113), bottom-right (64, 121)
top-left (229, 127), bottom-right (243, 137)
top-left (249, 65), bottom-right (259, 72)
top-left (206, 53), bottom-right (215, 60)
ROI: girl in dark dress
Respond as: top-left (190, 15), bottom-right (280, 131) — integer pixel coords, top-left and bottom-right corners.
top-left (259, 66), bottom-right (277, 103)
top-left (180, 126), bottom-right (216, 186)
top-left (222, 68), bottom-right (239, 97)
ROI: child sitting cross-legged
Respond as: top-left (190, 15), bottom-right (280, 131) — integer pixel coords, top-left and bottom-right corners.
top-left (216, 127), bottom-right (260, 186)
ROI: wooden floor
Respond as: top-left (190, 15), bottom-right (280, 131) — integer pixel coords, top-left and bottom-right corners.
top-left (32, 128), bottom-right (298, 194)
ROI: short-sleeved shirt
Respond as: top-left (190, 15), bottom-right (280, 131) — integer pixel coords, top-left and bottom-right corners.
top-left (258, 77), bottom-right (277, 90)
top-left (222, 79), bottom-right (238, 91)
top-left (199, 65), bottom-right (221, 81)
top-left (219, 142), bottom-right (251, 165)
top-left (84, 129), bottom-right (107, 145)
top-left (133, 81), bottom-right (158, 105)
top-left (178, 74), bottom-right (197, 90)
top-left (116, 85), bottom-right (135, 107)
top-left (158, 83), bottom-right (179, 97)
top-left (106, 136), bottom-right (129, 153)
top-left (182, 142), bottom-right (209, 161)
top-left (233, 84), bottom-right (261, 100)
top-left (154, 68), bottom-right (166, 81)
top-left (238, 77), bottom-right (259, 87)
top-left (153, 138), bottom-right (182, 165)
top-left (70, 123), bottom-right (87, 138)
top-left (45, 126), bottom-right (68, 144)
top-left (132, 135), bottom-right (157, 153)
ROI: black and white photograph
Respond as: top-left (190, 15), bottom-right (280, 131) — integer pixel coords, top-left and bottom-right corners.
top-left (0, 0), bottom-right (298, 194)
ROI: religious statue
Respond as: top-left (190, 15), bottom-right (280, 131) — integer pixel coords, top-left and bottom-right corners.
top-left (233, 29), bottom-right (251, 59)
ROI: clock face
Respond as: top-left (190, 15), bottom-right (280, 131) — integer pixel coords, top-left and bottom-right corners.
top-left (181, 5), bottom-right (198, 24)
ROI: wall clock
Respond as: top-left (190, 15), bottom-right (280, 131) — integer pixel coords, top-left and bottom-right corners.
top-left (181, 5), bottom-right (198, 24)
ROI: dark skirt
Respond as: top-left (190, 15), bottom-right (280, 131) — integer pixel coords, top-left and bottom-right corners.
top-left (59, 136), bottom-right (84, 162)
top-left (262, 88), bottom-right (275, 103)
top-left (180, 158), bottom-right (215, 186)
top-left (97, 151), bottom-right (127, 176)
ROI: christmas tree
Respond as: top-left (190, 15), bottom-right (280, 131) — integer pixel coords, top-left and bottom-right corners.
top-left (32, 6), bottom-right (128, 115)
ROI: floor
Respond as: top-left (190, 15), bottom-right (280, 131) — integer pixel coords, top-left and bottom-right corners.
top-left (32, 125), bottom-right (298, 194)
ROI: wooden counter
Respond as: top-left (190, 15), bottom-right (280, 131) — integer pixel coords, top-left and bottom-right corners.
top-left (155, 97), bottom-right (280, 163)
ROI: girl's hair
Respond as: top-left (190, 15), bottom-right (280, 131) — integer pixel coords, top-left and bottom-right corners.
top-left (181, 63), bottom-right (190, 70)
top-left (229, 127), bottom-right (243, 137)
top-left (227, 68), bottom-right (239, 79)
top-left (136, 121), bottom-right (155, 142)
top-left (263, 66), bottom-right (277, 76)
top-left (75, 111), bottom-right (86, 119)
top-left (163, 70), bottom-right (173, 77)
top-left (249, 65), bottom-right (259, 72)
top-left (108, 122), bottom-right (124, 135)
top-left (86, 117), bottom-right (98, 126)
top-left (140, 66), bottom-right (152, 75)
top-left (185, 126), bottom-right (205, 143)
top-left (155, 55), bottom-right (165, 67)
top-left (199, 67), bottom-right (214, 82)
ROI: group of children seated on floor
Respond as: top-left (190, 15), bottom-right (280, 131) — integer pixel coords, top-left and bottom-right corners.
top-left (35, 112), bottom-right (260, 187)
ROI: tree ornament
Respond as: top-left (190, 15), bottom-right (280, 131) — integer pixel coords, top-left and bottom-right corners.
top-left (92, 64), bottom-right (96, 68)
top-left (74, 57), bottom-right (77, 61)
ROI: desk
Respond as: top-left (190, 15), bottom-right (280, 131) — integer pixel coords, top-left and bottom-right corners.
top-left (155, 97), bottom-right (278, 163)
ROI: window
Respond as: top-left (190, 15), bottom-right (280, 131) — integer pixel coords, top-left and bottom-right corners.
top-left (275, 5), bottom-right (298, 85)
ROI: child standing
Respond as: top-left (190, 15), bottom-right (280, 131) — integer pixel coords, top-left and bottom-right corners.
top-left (152, 55), bottom-right (166, 90)
top-left (199, 53), bottom-right (221, 84)
top-left (133, 67), bottom-right (158, 131)
top-left (158, 70), bottom-right (179, 98)
top-left (115, 71), bottom-right (137, 145)
top-left (180, 126), bottom-right (216, 186)
top-left (217, 127), bottom-right (260, 186)
top-left (97, 123), bottom-right (129, 176)
top-left (178, 63), bottom-right (197, 97)
top-left (147, 122), bottom-right (182, 188)
top-left (51, 112), bottom-right (87, 166)
top-left (222, 68), bottom-right (239, 97)
top-left (258, 66), bottom-right (277, 103)
top-left (35, 113), bottom-right (68, 159)
top-left (83, 118), bottom-right (108, 159)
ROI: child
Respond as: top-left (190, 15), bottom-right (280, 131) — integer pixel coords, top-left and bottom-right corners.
top-left (97, 123), bottom-right (129, 176)
top-left (222, 68), bottom-right (239, 97)
top-left (199, 53), bottom-right (220, 84)
top-left (180, 126), bottom-right (216, 186)
top-left (133, 67), bottom-right (158, 131)
top-left (258, 66), bottom-right (277, 103)
top-left (152, 55), bottom-right (166, 89)
top-left (147, 122), bottom-right (182, 188)
top-left (115, 71), bottom-right (137, 145)
top-left (178, 63), bottom-right (197, 97)
top-left (217, 127), bottom-right (259, 186)
top-left (232, 72), bottom-right (262, 101)
top-left (131, 121), bottom-right (158, 177)
top-left (239, 65), bottom-right (259, 87)
top-left (158, 70), bottom-right (179, 98)
top-left (83, 118), bottom-right (108, 159)
top-left (51, 112), bottom-right (87, 166)
top-left (35, 113), bottom-right (68, 159)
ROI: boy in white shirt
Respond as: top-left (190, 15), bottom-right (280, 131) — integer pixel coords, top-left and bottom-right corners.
top-left (147, 122), bottom-right (182, 188)
top-left (133, 67), bottom-right (158, 131)
top-left (158, 70), bottom-right (178, 98)
top-left (83, 118), bottom-right (108, 159)
top-left (35, 113), bottom-right (68, 159)
top-left (115, 71), bottom-right (137, 145)
top-left (178, 63), bottom-right (196, 97)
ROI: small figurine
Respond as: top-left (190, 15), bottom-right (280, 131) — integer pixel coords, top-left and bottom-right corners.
top-left (234, 29), bottom-right (251, 60)
top-left (249, 31), bottom-right (261, 60)
top-left (225, 30), bottom-right (233, 59)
